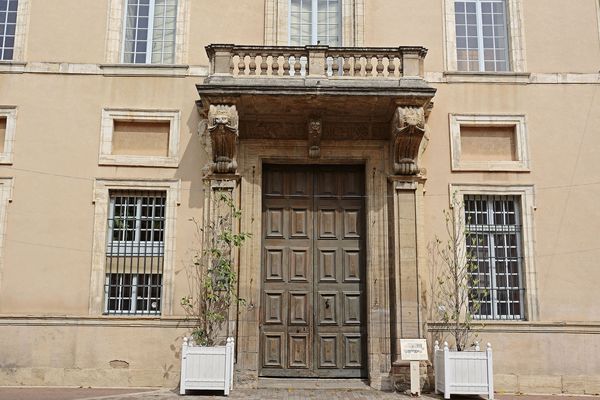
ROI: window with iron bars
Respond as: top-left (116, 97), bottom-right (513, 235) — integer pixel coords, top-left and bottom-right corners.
top-left (104, 190), bottom-right (165, 315)
top-left (464, 194), bottom-right (525, 320)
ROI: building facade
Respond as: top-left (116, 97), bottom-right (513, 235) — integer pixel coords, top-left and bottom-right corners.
top-left (0, 0), bottom-right (600, 394)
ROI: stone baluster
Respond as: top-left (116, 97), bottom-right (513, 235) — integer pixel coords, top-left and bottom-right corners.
top-left (342, 54), bottom-right (351, 76)
top-left (260, 53), bottom-right (269, 75)
top-left (237, 53), bottom-right (246, 76)
top-left (376, 55), bottom-right (385, 77)
top-left (365, 56), bottom-right (374, 77)
top-left (388, 54), bottom-right (399, 78)
top-left (282, 53), bottom-right (291, 76)
top-left (331, 56), bottom-right (340, 76)
top-left (248, 52), bottom-right (257, 75)
top-left (290, 55), bottom-right (299, 76)
top-left (353, 55), bottom-right (362, 76)
top-left (388, 55), bottom-right (397, 77)
top-left (271, 54), bottom-right (280, 76)
top-left (229, 55), bottom-right (235, 75)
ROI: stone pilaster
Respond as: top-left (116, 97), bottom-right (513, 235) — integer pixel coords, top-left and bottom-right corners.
top-left (389, 179), bottom-right (422, 348)
top-left (202, 176), bottom-right (241, 340)
top-left (388, 177), bottom-right (426, 391)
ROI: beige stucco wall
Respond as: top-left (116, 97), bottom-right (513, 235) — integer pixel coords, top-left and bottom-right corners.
top-left (422, 82), bottom-right (600, 322)
top-left (0, 73), bottom-right (207, 315)
top-left (0, 323), bottom-right (186, 387)
top-left (0, 0), bottom-right (599, 393)
top-left (26, 0), bottom-right (108, 63)
top-left (523, 0), bottom-right (600, 73)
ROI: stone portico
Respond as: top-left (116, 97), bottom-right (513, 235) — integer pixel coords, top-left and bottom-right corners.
top-left (197, 44), bottom-right (436, 389)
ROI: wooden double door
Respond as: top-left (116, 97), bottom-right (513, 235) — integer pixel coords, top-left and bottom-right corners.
top-left (260, 164), bottom-right (367, 378)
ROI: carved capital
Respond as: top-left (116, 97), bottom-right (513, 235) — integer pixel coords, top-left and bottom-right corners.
top-left (308, 117), bottom-right (322, 159)
top-left (207, 104), bottom-right (239, 174)
top-left (391, 106), bottom-right (426, 175)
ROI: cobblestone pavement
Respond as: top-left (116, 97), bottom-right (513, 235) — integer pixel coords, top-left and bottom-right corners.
top-left (0, 388), bottom-right (598, 400)
top-left (76, 388), bottom-right (420, 400)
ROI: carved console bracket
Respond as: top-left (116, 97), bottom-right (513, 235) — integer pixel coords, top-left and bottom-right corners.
top-left (308, 117), bottom-right (322, 159)
top-left (391, 106), bottom-right (426, 175)
top-left (207, 104), bottom-right (239, 174)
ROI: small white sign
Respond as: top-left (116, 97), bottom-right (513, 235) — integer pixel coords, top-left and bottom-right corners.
top-left (400, 339), bottom-right (428, 361)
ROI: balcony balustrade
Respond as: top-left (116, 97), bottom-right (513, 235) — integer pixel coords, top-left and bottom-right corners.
top-left (206, 44), bottom-right (427, 80)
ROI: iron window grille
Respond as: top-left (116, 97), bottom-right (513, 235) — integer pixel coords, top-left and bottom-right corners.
top-left (454, 0), bottom-right (509, 72)
top-left (0, 0), bottom-right (18, 61)
top-left (122, 0), bottom-right (177, 64)
top-left (464, 194), bottom-right (525, 320)
top-left (104, 190), bottom-right (166, 315)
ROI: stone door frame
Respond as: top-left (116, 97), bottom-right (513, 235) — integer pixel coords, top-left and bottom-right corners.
top-left (234, 139), bottom-right (393, 389)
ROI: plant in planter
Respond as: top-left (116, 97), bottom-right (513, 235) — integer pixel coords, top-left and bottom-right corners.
top-left (179, 190), bottom-right (250, 396)
top-left (430, 195), bottom-right (494, 400)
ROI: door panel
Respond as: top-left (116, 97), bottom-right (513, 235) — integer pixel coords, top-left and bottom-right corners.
top-left (260, 165), bottom-right (366, 378)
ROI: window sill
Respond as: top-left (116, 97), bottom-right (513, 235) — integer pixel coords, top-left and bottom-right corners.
top-left (99, 155), bottom-right (179, 168)
top-left (451, 161), bottom-right (531, 172)
top-left (428, 321), bottom-right (600, 334)
top-left (0, 61), bottom-right (27, 73)
top-left (99, 63), bottom-right (190, 77)
top-left (443, 71), bottom-right (531, 84)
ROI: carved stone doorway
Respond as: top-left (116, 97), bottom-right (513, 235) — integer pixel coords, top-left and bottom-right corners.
top-left (259, 164), bottom-right (367, 378)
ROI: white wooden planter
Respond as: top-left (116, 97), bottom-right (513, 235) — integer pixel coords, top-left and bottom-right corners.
top-left (180, 337), bottom-right (235, 396)
top-left (434, 341), bottom-right (494, 400)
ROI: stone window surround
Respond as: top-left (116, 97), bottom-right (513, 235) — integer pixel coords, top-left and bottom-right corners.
top-left (99, 108), bottom-right (181, 168)
top-left (597, 0), bottom-right (600, 48)
top-left (443, 0), bottom-right (527, 73)
top-left (105, 0), bottom-right (190, 65)
top-left (264, 0), bottom-right (364, 46)
top-left (449, 114), bottom-right (530, 172)
top-left (0, 107), bottom-right (18, 165)
top-left (0, 178), bottom-right (13, 295)
top-left (236, 140), bottom-right (393, 389)
top-left (449, 183), bottom-right (538, 321)
top-left (88, 178), bottom-right (180, 316)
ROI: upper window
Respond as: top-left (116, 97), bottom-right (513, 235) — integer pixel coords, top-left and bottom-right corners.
top-left (289, 0), bottom-right (341, 46)
top-left (0, 0), bottom-right (18, 60)
top-left (455, 0), bottom-right (509, 72)
top-left (444, 0), bottom-right (526, 73)
top-left (122, 0), bottom-right (177, 64)
top-left (465, 194), bottom-right (524, 320)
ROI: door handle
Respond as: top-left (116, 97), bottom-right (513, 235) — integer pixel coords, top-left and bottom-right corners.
top-left (325, 299), bottom-right (331, 309)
